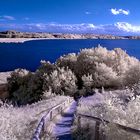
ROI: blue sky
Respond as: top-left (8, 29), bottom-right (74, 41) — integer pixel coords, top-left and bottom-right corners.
top-left (0, 0), bottom-right (140, 35)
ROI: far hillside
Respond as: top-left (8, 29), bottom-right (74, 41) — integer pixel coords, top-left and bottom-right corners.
top-left (0, 30), bottom-right (140, 39)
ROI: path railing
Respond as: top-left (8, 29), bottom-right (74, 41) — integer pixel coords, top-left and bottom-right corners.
top-left (77, 113), bottom-right (140, 140)
top-left (32, 98), bottom-right (73, 140)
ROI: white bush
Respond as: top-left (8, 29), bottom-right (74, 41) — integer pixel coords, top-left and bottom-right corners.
top-left (0, 96), bottom-right (69, 140)
top-left (124, 64), bottom-right (140, 86)
top-left (14, 68), bottom-right (29, 77)
top-left (93, 63), bottom-right (118, 87)
top-left (56, 53), bottom-right (77, 72)
top-left (76, 90), bottom-right (140, 139)
top-left (44, 68), bottom-right (77, 96)
top-left (58, 45), bottom-right (140, 88)
top-left (82, 74), bottom-right (94, 91)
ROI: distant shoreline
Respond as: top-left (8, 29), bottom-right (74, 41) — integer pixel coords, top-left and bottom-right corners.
top-left (0, 38), bottom-right (129, 43)
top-left (1, 30), bottom-right (140, 42)
top-left (0, 38), bottom-right (92, 43)
top-left (0, 38), bottom-right (58, 43)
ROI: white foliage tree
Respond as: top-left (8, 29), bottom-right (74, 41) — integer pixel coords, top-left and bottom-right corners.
top-left (124, 64), bottom-right (140, 86)
top-left (94, 63), bottom-right (119, 88)
top-left (44, 68), bottom-right (77, 96)
top-left (82, 74), bottom-right (94, 91)
top-left (75, 46), bottom-right (140, 88)
top-left (56, 53), bottom-right (77, 72)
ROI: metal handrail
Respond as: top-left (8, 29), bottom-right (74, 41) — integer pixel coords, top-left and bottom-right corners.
top-left (32, 98), bottom-right (73, 140)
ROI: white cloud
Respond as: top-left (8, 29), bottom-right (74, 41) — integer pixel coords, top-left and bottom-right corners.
top-left (85, 11), bottom-right (91, 15)
top-left (111, 8), bottom-right (130, 15)
top-left (115, 22), bottom-right (140, 33)
top-left (1, 15), bottom-right (15, 20)
top-left (1, 22), bottom-right (140, 35)
top-left (0, 23), bottom-right (97, 33)
top-left (31, 23), bottom-right (96, 32)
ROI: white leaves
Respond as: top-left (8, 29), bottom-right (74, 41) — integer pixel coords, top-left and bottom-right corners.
top-left (44, 68), bottom-right (77, 95)
top-left (78, 90), bottom-right (140, 132)
top-left (14, 69), bottom-right (29, 77)
top-left (57, 45), bottom-right (140, 88)
top-left (82, 74), bottom-right (93, 89)
top-left (0, 96), bottom-right (68, 140)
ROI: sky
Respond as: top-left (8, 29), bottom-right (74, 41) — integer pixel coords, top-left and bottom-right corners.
top-left (0, 0), bottom-right (140, 35)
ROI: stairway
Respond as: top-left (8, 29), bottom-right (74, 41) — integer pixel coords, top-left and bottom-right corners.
top-left (52, 101), bottom-right (77, 140)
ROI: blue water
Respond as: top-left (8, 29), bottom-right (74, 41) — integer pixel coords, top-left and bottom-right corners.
top-left (0, 39), bottom-right (140, 72)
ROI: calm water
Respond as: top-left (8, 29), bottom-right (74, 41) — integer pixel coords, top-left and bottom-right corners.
top-left (0, 39), bottom-right (140, 72)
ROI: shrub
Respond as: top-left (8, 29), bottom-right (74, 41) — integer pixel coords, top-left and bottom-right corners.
top-left (0, 96), bottom-right (68, 140)
top-left (56, 46), bottom-right (140, 89)
top-left (75, 90), bottom-right (140, 140)
top-left (7, 46), bottom-right (140, 103)
top-left (43, 67), bottom-right (77, 96)
top-left (56, 53), bottom-right (77, 73)
top-left (7, 69), bottom-right (44, 106)
top-left (37, 60), bottom-right (56, 75)
top-left (123, 64), bottom-right (140, 87)
top-left (82, 74), bottom-right (94, 92)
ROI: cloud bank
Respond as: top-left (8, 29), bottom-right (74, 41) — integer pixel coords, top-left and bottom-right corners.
top-left (115, 22), bottom-right (140, 33)
top-left (1, 22), bottom-right (140, 35)
top-left (111, 8), bottom-right (130, 15)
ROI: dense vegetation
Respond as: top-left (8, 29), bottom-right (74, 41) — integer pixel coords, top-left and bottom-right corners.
top-left (1, 45), bottom-right (140, 140)
top-left (73, 90), bottom-right (140, 140)
top-left (7, 45), bottom-right (140, 105)
top-left (7, 69), bottom-right (44, 106)
top-left (0, 96), bottom-right (69, 140)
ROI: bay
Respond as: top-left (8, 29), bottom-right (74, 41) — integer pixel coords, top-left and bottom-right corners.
top-left (0, 39), bottom-right (140, 72)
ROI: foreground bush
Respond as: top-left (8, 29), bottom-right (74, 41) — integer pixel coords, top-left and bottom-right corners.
top-left (74, 90), bottom-right (140, 140)
top-left (7, 69), bottom-right (44, 106)
top-left (0, 96), bottom-right (69, 140)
